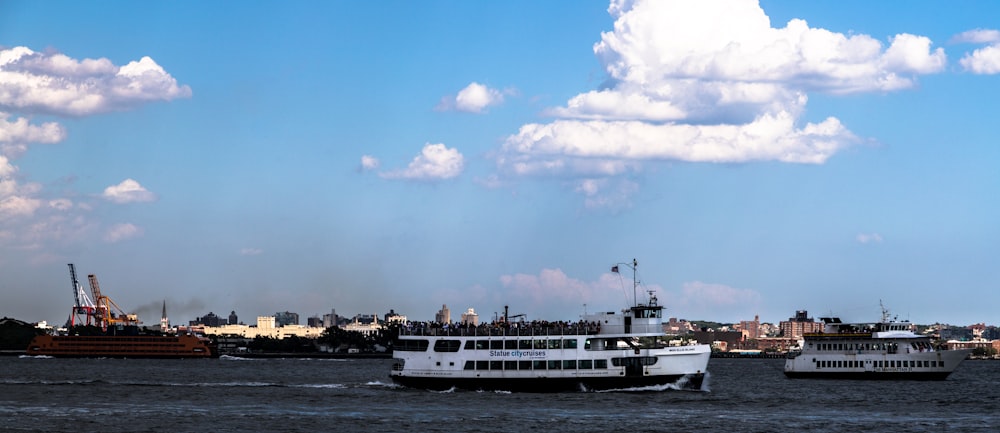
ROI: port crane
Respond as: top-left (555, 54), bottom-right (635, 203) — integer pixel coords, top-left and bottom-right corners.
top-left (65, 264), bottom-right (138, 330)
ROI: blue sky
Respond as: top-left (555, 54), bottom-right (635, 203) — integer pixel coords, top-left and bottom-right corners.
top-left (2, 0), bottom-right (998, 327)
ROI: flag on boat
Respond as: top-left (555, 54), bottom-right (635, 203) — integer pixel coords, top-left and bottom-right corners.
top-left (611, 265), bottom-right (619, 273)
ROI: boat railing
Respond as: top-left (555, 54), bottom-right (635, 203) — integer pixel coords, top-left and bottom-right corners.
top-left (397, 323), bottom-right (600, 337)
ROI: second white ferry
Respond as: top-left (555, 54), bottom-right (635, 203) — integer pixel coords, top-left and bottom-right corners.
top-left (784, 304), bottom-right (971, 380)
top-left (390, 260), bottom-right (711, 392)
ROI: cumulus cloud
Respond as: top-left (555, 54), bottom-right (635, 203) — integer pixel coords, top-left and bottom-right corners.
top-left (436, 82), bottom-right (507, 113)
top-left (104, 222), bottom-right (142, 243)
top-left (102, 179), bottom-right (157, 203)
top-left (378, 143), bottom-right (464, 180)
top-left (493, 0), bottom-right (945, 208)
top-left (0, 113), bottom-right (66, 157)
top-left (0, 47), bottom-right (192, 116)
top-left (960, 44), bottom-right (1000, 74)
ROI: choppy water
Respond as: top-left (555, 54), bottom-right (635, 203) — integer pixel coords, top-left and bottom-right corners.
top-left (1, 355), bottom-right (997, 432)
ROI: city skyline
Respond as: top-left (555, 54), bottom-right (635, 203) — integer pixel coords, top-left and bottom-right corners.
top-left (2, 1), bottom-right (999, 326)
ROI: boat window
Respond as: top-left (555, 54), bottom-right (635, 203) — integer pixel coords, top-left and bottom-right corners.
top-left (476, 360), bottom-right (489, 370)
top-left (519, 360), bottom-right (532, 370)
top-left (476, 340), bottom-right (488, 350)
top-left (548, 339), bottom-right (562, 349)
top-left (547, 360), bottom-right (561, 370)
top-left (564, 339), bottom-right (578, 349)
top-left (505, 340), bottom-right (517, 350)
top-left (594, 359), bottom-right (608, 369)
top-left (464, 361), bottom-right (475, 370)
top-left (519, 340), bottom-right (532, 350)
top-left (490, 361), bottom-right (503, 370)
top-left (584, 339), bottom-right (592, 350)
top-left (490, 340), bottom-right (503, 350)
top-left (433, 340), bottom-right (461, 352)
top-left (504, 360), bottom-right (518, 370)
top-left (464, 341), bottom-right (476, 350)
top-left (579, 359), bottom-right (593, 369)
top-left (532, 360), bottom-right (547, 370)
top-left (563, 360), bottom-right (577, 369)
top-left (534, 340), bottom-right (546, 349)
top-left (395, 339), bottom-right (429, 352)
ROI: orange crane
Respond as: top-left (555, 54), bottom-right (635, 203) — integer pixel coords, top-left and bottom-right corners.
top-left (87, 273), bottom-right (139, 330)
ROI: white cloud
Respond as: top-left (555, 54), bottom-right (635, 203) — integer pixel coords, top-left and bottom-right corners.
top-left (960, 44), bottom-right (1000, 74)
top-left (950, 29), bottom-right (1000, 44)
top-left (856, 233), bottom-right (884, 244)
top-left (239, 248), bottom-right (264, 256)
top-left (0, 47), bottom-right (192, 116)
top-left (436, 82), bottom-right (506, 113)
top-left (499, 268), bottom-right (638, 312)
top-left (379, 143), bottom-right (464, 180)
top-left (102, 178), bottom-right (157, 203)
top-left (0, 113), bottom-right (66, 158)
top-left (493, 0), bottom-right (943, 205)
top-left (360, 155), bottom-right (380, 171)
top-left (103, 222), bottom-right (142, 243)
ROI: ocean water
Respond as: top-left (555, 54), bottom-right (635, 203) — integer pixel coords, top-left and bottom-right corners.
top-left (1, 355), bottom-right (998, 432)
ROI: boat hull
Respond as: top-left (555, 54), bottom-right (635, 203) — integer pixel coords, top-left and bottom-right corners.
top-left (783, 370), bottom-right (953, 380)
top-left (391, 372), bottom-right (704, 392)
top-left (26, 334), bottom-right (219, 359)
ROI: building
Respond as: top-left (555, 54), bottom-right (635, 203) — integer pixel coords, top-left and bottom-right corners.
top-left (228, 311), bottom-right (238, 325)
top-left (307, 316), bottom-right (323, 327)
top-left (384, 310), bottom-right (407, 325)
top-left (201, 315), bottom-right (325, 339)
top-left (738, 315), bottom-right (761, 340)
top-left (780, 310), bottom-right (823, 338)
top-left (342, 314), bottom-right (384, 336)
top-left (435, 304), bottom-right (451, 324)
top-left (274, 311), bottom-right (299, 327)
top-left (322, 309), bottom-right (338, 328)
top-left (460, 308), bottom-right (479, 326)
top-left (190, 311), bottom-right (228, 327)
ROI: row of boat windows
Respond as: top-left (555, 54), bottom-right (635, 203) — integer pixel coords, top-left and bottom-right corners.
top-left (52, 337), bottom-right (183, 343)
top-left (462, 357), bottom-right (658, 371)
top-left (30, 347), bottom-right (199, 353)
top-left (815, 360), bottom-right (943, 368)
top-left (812, 342), bottom-right (932, 351)
top-left (42, 342), bottom-right (194, 348)
top-left (396, 339), bottom-right (582, 352)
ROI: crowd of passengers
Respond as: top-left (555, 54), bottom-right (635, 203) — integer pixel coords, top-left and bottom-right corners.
top-left (400, 320), bottom-right (601, 336)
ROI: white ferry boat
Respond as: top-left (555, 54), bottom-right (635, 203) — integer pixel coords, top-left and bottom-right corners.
top-left (389, 260), bottom-right (711, 392)
top-left (784, 305), bottom-right (971, 380)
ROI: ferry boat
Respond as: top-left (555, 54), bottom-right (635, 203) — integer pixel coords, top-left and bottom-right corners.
top-left (389, 260), bottom-right (711, 392)
top-left (26, 333), bottom-right (219, 359)
top-left (784, 305), bottom-right (971, 380)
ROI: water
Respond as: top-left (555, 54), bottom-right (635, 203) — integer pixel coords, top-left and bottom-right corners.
top-left (2, 356), bottom-right (998, 432)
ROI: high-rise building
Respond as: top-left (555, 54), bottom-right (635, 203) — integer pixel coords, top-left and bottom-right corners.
top-left (274, 311), bottom-right (299, 327)
top-left (322, 309), bottom-right (338, 328)
top-left (435, 304), bottom-right (451, 324)
top-left (228, 311), bottom-right (238, 325)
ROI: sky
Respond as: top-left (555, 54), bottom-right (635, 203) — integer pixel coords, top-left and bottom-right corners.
top-left (1, 0), bottom-right (999, 327)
